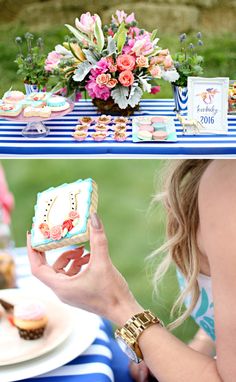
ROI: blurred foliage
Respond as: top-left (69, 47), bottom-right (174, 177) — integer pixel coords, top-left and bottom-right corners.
top-left (2, 159), bottom-right (198, 341)
top-left (0, 22), bottom-right (236, 96)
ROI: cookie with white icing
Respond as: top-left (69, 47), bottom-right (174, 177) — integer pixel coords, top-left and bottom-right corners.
top-left (0, 103), bottom-right (22, 117)
top-left (31, 179), bottom-right (98, 251)
top-left (24, 106), bottom-right (51, 118)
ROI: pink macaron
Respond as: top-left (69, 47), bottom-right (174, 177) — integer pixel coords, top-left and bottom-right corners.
top-left (152, 130), bottom-right (168, 141)
top-left (138, 124), bottom-right (154, 133)
top-left (151, 116), bottom-right (167, 124)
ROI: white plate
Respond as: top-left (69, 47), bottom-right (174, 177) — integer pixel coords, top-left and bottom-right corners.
top-left (0, 291), bottom-right (101, 382)
top-left (0, 289), bottom-right (75, 366)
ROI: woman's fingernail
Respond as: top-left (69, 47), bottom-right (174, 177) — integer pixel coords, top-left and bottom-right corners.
top-left (91, 213), bottom-right (102, 229)
top-left (139, 370), bottom-right (147, 382)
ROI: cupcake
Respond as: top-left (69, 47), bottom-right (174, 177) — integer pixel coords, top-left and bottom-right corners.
top-left (79, 116), bottom-right (94, 125)
top-left (114, 131), bottom-right (127, 142)
top-left (97, 115), bottom-right (112, 125)
top-left (95, 123), bottom-right (109, 132)
top-left (114, 124), bottom-right (127, 133)
top-left (91, 132), bottom-right (107, 141)
top-left (75, 124), bottom-right (89, 132)
top-left (13, 300), bottom-right (48, 340)
top-left (114, 116), bottom-right (129, 124)
top-left (73, 131), bottom-right (87, 141)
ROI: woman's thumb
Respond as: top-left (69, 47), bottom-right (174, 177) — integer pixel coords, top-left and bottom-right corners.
top-left (89, 213), bottom-right (110, 263)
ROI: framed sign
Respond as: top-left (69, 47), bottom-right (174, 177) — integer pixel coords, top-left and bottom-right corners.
top-left (188, 77), bottom-right (229, 134)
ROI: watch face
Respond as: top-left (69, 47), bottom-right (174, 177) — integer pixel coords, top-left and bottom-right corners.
top-left (116, 337), bottom-right (140, 363)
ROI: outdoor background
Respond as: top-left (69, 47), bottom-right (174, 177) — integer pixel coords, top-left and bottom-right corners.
top-left (2, 159), bottom-right (198, 342)
top-left (0, 0), bottom-right (236, 96)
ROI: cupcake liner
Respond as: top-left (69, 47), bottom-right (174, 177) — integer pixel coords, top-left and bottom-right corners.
top-left (16, 325), bottom-right (46, 340)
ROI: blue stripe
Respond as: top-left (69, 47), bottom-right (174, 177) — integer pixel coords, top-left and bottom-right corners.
top-left (25, 374), bottom-right (112, 382)
top-left (67, 354), bottom-right (111, 366)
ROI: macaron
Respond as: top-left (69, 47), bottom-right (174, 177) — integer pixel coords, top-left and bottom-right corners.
top-left (151, 116), bottom-right (168, 124)
top-left (137, 116), bottom-right (152, 125)
top-left (152, 131), bottom-right (168, 140)
top-left (138, 124), bottom-right (154, 133)
top-left (152, 122), bottom-right (167, 130)
top-left (137, 130), bottom-right (152, 141)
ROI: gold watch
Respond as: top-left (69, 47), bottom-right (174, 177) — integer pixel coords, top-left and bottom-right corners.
top-left (115, 310), bottom-right (164, 363)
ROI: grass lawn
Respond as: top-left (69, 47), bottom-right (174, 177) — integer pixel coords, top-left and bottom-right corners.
top-left (2, 159), bottom-right (198, 341)
top-left (0, 22), bottom-right (236, 96)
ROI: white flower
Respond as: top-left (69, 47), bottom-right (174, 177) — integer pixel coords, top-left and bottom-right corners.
top-left (162, 70), bottom-right (180, 83)
top-left (55, 44), bottom-right (73, 59)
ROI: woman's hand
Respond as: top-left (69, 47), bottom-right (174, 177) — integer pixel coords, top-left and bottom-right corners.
top-left (27, 213), bottom-right (143, 326)
top-left (129, 361), bottom-right (157, 382)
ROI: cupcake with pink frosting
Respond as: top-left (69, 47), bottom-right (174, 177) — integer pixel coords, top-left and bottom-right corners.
top-left (13, 300), bottom-right (48, 340)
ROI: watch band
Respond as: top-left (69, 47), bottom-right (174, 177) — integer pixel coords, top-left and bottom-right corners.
top-left (115, 310), bottom-right (164, 361)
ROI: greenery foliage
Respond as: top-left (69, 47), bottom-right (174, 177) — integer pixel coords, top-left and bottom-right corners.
top-left (173, 32), bottom-right (204, 87)
top-left (14, 33), bottom-right (49, 88)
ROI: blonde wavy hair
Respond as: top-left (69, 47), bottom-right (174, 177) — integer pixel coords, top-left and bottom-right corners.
top-left (150, 159), bottom-right (212, 330)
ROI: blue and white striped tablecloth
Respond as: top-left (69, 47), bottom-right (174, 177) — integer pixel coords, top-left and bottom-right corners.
top-left (13, 248), bottom-right (132, 382)
top-left (1, 99), bottom-right (236, 157)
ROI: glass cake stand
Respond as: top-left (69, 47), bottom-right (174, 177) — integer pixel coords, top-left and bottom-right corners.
top-left (3, 100), bottom-right (74, 138)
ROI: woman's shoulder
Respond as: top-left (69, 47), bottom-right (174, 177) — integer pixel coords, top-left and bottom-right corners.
top-left (199, 160), bottom-right (236, 204)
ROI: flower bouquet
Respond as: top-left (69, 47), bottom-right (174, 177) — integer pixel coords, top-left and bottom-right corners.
top-left (45, 10), bottom-right (179, 115)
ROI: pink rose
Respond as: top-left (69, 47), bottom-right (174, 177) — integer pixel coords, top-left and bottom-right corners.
top-left (117, 54), bottom-right (136, 72)
top-left (118, 70), bottom-right (134, 87)
top-left (136, 55), bottom-right (149, 68)
top-left (96, 73), bottom-right (111, 86)
top-left (149, 65), bottom-right (162, 78)
top-left (107, 79), bottom-right (118, 88)
top-left (151, 86), bottom-right (161, 94)
top-left (62, 219), bottom-right (74, 232)
top-left (108, 62), bottom-right (117, 72)
top-left (69, 211), bottom-right (80, 219)
top-left (45, 51), bottom-right (62, 72)
top-left (151, 56), bottom-right (164, 65)
top-left (164, 55), bottom-right (173, 69)
top-left (158, 49), bottom-right (169, 56)
top-left (50, 225), bottom-right (62, 241)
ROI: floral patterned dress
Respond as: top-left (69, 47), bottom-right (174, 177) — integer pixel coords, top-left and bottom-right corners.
top-left (177, 271), bottom-right (215, 341)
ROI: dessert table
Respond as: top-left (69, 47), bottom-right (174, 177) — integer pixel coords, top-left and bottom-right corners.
top-left (0, 99), bottom-right (236, 158)
top-left (4, 247), bottom-right (133, 382)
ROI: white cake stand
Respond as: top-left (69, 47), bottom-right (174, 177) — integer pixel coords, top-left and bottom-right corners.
top-left (2, 100), bottom-right (75, 138)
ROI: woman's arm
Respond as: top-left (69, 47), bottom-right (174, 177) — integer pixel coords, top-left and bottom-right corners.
top-left (28, 213), bottom-right (223, 382)
top-left (189, 328), bottom-right (216, 356)
top-left (198, 160), bottom-right (236, 381)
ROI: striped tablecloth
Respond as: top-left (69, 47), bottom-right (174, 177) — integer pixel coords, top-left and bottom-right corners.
top-left (0, 99), bottom-right (236, 157)
top-left (13, 248), bottom-right (132, 382)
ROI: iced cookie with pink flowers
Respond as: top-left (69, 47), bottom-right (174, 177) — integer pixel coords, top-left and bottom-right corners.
top-left (13, 300), bottom-right (48, 340)
top-left (0, 103), bottom-right (22, 117)
top-left (3, 90), bottom-right (25, 104)
top-left (31, 178), bottom-right (98, 251)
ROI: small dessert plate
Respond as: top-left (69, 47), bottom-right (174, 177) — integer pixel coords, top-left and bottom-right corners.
top-left (132, 116), bottom-right (178, 143)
